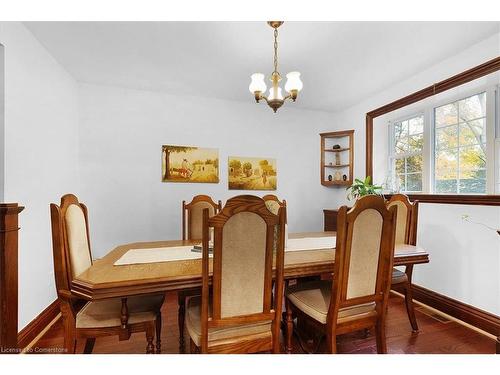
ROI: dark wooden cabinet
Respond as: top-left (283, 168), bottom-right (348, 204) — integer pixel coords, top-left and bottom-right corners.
top-left (323, 209), bottom-right (338, 231)
top-left (0, 203), bottom-right (24, 352)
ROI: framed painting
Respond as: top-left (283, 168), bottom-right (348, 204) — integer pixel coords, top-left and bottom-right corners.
top-left (162, 145), bottom-right (219, 183)
top-left (228, 156), bottom-right (277, 190)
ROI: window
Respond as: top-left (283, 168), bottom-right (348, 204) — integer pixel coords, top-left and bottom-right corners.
top-left (434, 92), bottom-right (486, 194)
top-left (388, 88), bottom-right (496, 195)
top-left (390, 115), bottom-right (424, 192)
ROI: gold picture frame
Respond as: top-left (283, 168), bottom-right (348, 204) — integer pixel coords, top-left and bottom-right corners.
top-left (228, 156), bottom-right (277, 190)
top-left (162, 145), bottom-right (219, 183)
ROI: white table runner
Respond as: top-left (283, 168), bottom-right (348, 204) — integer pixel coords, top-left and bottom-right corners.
top-left (114, 246), bottom-right (211, 266)
top-left (114, 236), bottom-right (336, 266)
top-left (285, 236), bottom-right (336, 252)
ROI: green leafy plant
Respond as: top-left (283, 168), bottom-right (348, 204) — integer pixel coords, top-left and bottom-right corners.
top-left (346, 176), bottom-right (383, 201)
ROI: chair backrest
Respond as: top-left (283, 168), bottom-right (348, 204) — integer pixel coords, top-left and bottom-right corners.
top-left (182, 195), bottom-right (222, 240)
top-left (50, 194), bottom-right (93, 299)
top-left (263, 194), bottom-right (288, 250)
top-left (262, 194), bottom-right (286, 216)
top-left (199, 195), bottom-right (286, 351)
top-left (386, 194), bottom-right (419, 245)
top-left (328, 195), bottom-right (397, 323)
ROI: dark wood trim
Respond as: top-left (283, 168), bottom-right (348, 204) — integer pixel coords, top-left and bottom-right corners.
top-left (412, 284), bottom-right (500, 353)
top-left (384, 193), bottom-right (500, 206)
top-left (17, 299), bottom-right (60, 350)
top-left (0, 203), bottom-right (24, 352)
top-left (366, 56), bottom-right (500, 206)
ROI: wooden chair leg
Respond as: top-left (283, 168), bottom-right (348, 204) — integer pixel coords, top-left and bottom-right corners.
top-left (155, 312), bottom-right (162, 354)
top-left (326, 331), bottom-right (337, 354)
top-left (403, 282), bottom-right (419, 332)
top-left (189, 338), bottom-right (197, 354)
top-left (83, 338), bottom-right (95, 354)
top-left (178, 293), bottom-right (186, 353)
top-left (375, 321), bottom-right (387, 354)
top-left (403, 265), bottom-right (419, 333)
top-left (63, 321), bottom-right (76, 354)
top-left (146, 325), bottom-right (155, 354)
top-left (285, 299), bottom-right (294, 354)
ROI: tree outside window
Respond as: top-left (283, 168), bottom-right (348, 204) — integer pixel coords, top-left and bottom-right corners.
top-left (434, 92), bottom-right (486, 194)
top-left (391, 115), bottom-right (424, 192)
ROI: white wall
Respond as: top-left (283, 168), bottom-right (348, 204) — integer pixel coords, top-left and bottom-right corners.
top-left (0, 44), bottom-right (4, 201)
top-left (325, 32), bottom-right (500, 315)
top-left (78, 83), bottom-right (335, 258)
top-left (0, 22), bottom-right (80, 329)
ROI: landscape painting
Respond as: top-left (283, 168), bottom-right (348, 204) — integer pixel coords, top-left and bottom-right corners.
top-left (228, 156), bottom-right (277, 190)
top-left (162, 145), bottom-right (219, 183)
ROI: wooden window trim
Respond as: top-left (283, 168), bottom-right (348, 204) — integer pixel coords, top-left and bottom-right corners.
top-left (366, 56), bottom-right (500, 206)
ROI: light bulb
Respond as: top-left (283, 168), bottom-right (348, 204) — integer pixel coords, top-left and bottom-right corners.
top-left (268, 86), bottom-right (283, 101)
top-left (249, 73), bottom-right (267, 94)
top-left (285, 71), bottom-right (303, 93)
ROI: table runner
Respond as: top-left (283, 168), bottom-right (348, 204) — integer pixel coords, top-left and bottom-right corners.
top-left (114, 236), bottom-right (336, 266)
top-left (285, 236), bottom-right (336, 252)
top-left (114, 246), bottom-right (211, 266)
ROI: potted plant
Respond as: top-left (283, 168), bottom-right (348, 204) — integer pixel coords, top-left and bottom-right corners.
top-left (346, 176), bottom-right (383, 201)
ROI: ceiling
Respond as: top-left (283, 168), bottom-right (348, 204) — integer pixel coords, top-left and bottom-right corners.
top-left (24, 21), bottom-right (500, 112)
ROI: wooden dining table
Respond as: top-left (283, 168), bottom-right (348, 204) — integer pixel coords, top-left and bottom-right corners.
top-left (71, 231), bottom-right (429, 301)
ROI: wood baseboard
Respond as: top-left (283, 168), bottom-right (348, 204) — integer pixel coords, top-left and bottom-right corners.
top-left (412, 284), bottom-right (500, 336)
top-left (18, 299), bottom-right (60, 350)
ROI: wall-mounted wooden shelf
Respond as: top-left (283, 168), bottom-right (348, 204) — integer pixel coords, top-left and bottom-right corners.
top-left (324, 164), bottom-right (350, 168)
top-left (320, 130), bottom-right (354, 187)
top-left (322, 180), bottom-right (351, 186)
top-left (324, 148), bottom-right (350, 153)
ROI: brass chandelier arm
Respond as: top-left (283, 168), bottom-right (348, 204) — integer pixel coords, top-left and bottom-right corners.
top-left (255, 93), bottom-right (293, 104)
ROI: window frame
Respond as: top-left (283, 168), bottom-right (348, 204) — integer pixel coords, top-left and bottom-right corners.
top-left (387, 85), bottom-right (497, 195)
top-left (432, 90), bottom-right (488, 195)
top-left (388, 113), bottom-right (425, 193)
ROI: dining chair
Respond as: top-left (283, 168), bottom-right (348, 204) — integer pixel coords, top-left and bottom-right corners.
top-left (185, 195), bottom-right (286, 353)
top-left (285, 195), bottom-right (397, 354)
top-left (50, 194), bottom-right (164, 354)
top-left (386, 194), bottom-right (420, 332)
top-left (262, 194), bottom-right (286, 217)
top-left (178, 195), bottom-right (222, 352)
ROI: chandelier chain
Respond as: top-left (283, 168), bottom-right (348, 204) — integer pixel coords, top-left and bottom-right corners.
top-left (273, 28), bottom-right (279, 74)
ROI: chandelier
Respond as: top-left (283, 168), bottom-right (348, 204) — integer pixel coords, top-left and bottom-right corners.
top-left (249, 21), bottom-right (303, 113)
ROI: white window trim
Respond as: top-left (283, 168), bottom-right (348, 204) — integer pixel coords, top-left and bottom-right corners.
top-left (388, 84), bottom-right (497, 195)
top-left (388, 113), bottom-right (425, 193)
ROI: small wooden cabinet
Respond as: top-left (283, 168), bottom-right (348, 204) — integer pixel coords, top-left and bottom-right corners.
top-left (320, 130), bottom-right (354, 187)
top-left (323, 209), bottom-right (338, 231)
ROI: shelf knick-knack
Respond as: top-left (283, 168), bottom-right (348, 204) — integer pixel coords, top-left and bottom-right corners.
top-left (335, 152), bottom-right (341, 165)
top-left (342, 174), bottom-right (347, 181)
top-left (334, 171), bottom-right (342, 181)
top-left (328, 174), bottom-right (333, 181)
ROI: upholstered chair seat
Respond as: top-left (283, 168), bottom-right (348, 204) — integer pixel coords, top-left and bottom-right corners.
top-left (186, 195), bottom-right (286, 353)
top-left (185, 296), bottom-right (272, 346)
top-left (178, 195), bottom-right (222, 352)
top-left (51, 194), bottom-right (163, 353)
top-left (386, 194), bottom-right (420, 332)
top-left (76, 294), bottom-right (164, 329)
top-left (286, 280), bottom-right (376, 324)
top-left (285, 196), bottom-right (397, 354)
top-left (391, 268), bottom-right (408, 285)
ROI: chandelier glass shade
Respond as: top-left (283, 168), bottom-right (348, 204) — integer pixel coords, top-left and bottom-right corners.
top-left (249, 22), bottom-right (303, 113)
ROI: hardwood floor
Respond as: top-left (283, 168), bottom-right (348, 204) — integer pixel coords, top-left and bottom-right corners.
top-left (32, 292), bottom-right (496, 354)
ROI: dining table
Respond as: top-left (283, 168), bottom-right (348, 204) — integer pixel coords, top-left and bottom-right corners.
top-left (71, 231), bottom-right (429, 301)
